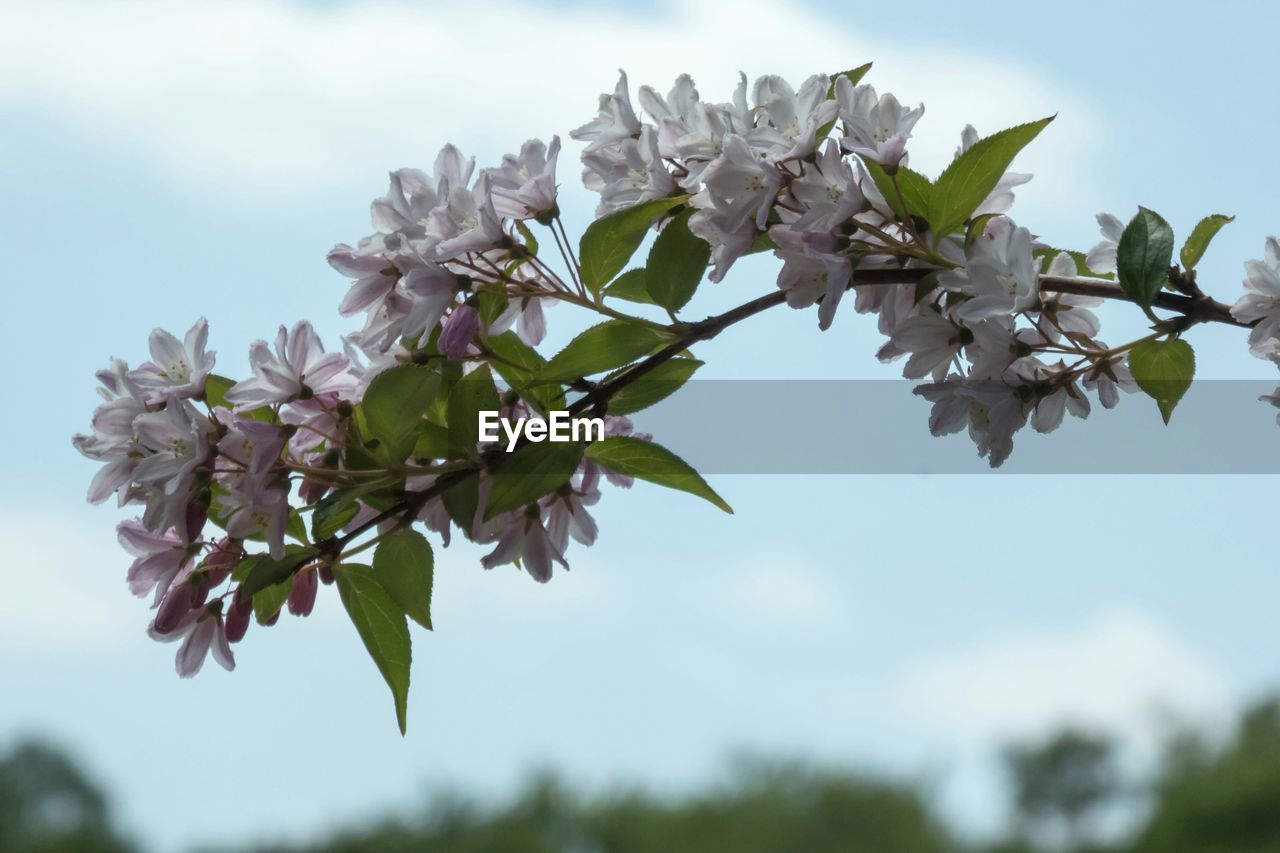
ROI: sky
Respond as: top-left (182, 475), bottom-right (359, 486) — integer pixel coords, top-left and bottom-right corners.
top-left (2, 0), bottom-right (1279, 850)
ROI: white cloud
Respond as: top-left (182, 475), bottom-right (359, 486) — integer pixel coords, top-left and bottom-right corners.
top-left (0, 0), bottom-right (1104, 208)
top-left (0, 506), bottom-right (143, 653)
top-left (723, 559), bottom-right (838, 625)
top-left (892, 611), bottom-right (1231, 749)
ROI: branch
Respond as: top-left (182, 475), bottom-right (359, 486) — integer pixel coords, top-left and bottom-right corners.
top-left (1038, 275), bottom-right (1248, 328)
top-left (317, 266), bottom-right (1249, 560)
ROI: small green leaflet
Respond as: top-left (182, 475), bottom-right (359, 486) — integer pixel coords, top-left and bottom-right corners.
top-left (604, 268), bottom-right (655, 305)
top-left (239, 545), bottom-right (313, 598)
top-left (585, 436), bottom-right (732, 513)
top-left (645, 209), bottom-right (710, 313)
top-left (252, 577), bottom-right (294, 625)
top-left (1180, 214), bottom-right (1234, 271)
top-left (1116, 207), bottom-right (1175, 309)
top-left (484, 440), bottom-right (585, 520)
top-left (1128, 337), bottom-right (1195, 424)
top-left (372, 528), bottom-right (434, 631)
top-left (827, 62), bottom-right (872, 93)
top-left (578, 196), bottom-right (687, 294)
top-left (334, 562), bottom-right (412, 735)
top-left (927, 117), bottom-right (1053, 240)
top-left (539, 320), bottom-right (671, 382)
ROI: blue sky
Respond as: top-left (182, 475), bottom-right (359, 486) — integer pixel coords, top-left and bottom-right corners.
top-left (2, 0), bottom-right (1279, 850)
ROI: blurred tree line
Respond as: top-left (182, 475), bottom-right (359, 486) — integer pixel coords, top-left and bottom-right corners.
top-left (4, 697), bottom-right (1280, 853)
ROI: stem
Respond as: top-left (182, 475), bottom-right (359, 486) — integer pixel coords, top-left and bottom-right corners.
top-left (1038, 275), bottom-right (1247, 328)
top-left (313, 267), bottom-right (1250, 565)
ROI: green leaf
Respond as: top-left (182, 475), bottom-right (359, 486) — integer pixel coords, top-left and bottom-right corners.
top-left (311, 490), bottom-right (363, 541)
top-left (604, 268), bottom-right (656, 305)
top-left (1117, 207), bottom-right (1176, 309)
top-left (826, 62), bottom-right (872, 94)
top-left (334, 562), bottom-right (412, 735)
top-left (484, 440), bottom-right (585, 520)
top-left (412, 422), bottom-right (451, 460)
top-left (927, 117), bottom-right (1053, 238)
top-left (745, 231), bottom-right (777, 256)
top-left (604, 358), bottom-right (702, 416)
top-left (514, 219), bottom-right (539, 256)
top-left (485, 332), bottom-right (563, 413)
top-left (585, 437), bottom-right (732, 513)
top-left (446, 365), bottom-right (501, 461)
top-left (539, 320), bottom-right (670, 382)
top-left (1128, 337), bottom-right (1195, 424)
top-left (252, 577), bottom-right (294, 625)
top-left (372, 528), bottom-right (434, 631)
top-left (1179, 214), bottom-right (1234, 271)
top-left (441, 475), bottom-right (480, 535)
top-left (645, 209), bottom-right (711, 313)
top-left (579, 196), bottom-right (687, 294)
top-left (239, 546), bottom-right (313, 598)
top-left (865, 163), bottom-right (933, 222)
top-left (285, 510), bottom-right (308, 544)
top-left (362, 365), bottom-right (441, 465)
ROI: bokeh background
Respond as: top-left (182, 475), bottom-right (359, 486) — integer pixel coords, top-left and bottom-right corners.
top-left (2, 0), bottom-right (1278, 850)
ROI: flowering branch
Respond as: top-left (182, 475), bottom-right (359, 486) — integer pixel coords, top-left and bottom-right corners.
top-left (72, 61), bottom-right (1280, 733)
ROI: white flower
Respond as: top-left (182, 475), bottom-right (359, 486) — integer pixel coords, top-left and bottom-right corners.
top-left (748, 73), bottom-right (837, 162)
top-left (915, 377), bottom-right (1028, 468)
top-left (1037, 253), bottom-right (1102, 341)
top-left (688, 204), bottom-right (758, 283)
top-left (771, 227), bottom-right (851, 330)
top-left (570, 70), bottom-right (641, 152)
top-left (700, 133), bottom-right (781, 232)
top-left (1014, 360), bottom-right (1091, 434)
top-left (1081, 354), bottom-right (1137, 409)
top-left (129, 318), bottom-right (215, 403)
top-left (425, 174), bottom-right (506, 260)
top-left (542, 467), bottom-right (600, 554)
top-left (370, 145), bottom-right (474, 239)
top-left (581, 126), bottom-right (675, 216)
top-left (939, 218), bottom-right (1039, 322)
top-left (73, 358), bottom-right (148, 504)
top-left (132, 399), bottom-right (212, 497)
top-left (1231, 236), bottom-right (1280, 360)
top-left (118, 520), bottom-right (196, 605)
top-left (157, 607), bottom-right (235, 678)
top-left (1085, 212), bottom-right (1125, 275)
top-left (787, 140), bottom-right (865, 233)
top-left (214, 483), bottom-right (290, 559)
top-left (835, 78), bottom-right (924, 168)
top-left (884, 311), bottom-right (967, 380)
top-left (480, 508), bottom-right (567, 583)
top-left (486, 136), bottom-right (561, 220)
top-left (225, 321), bottom-right (352, 409)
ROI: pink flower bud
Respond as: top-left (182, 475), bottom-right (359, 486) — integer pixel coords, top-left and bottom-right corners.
top-left (287, 568), bottom-right (318, 617)
top-left (225, 590), bottom-right (252, 644)
top-left (438, 303), bottom-right (479, 359)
